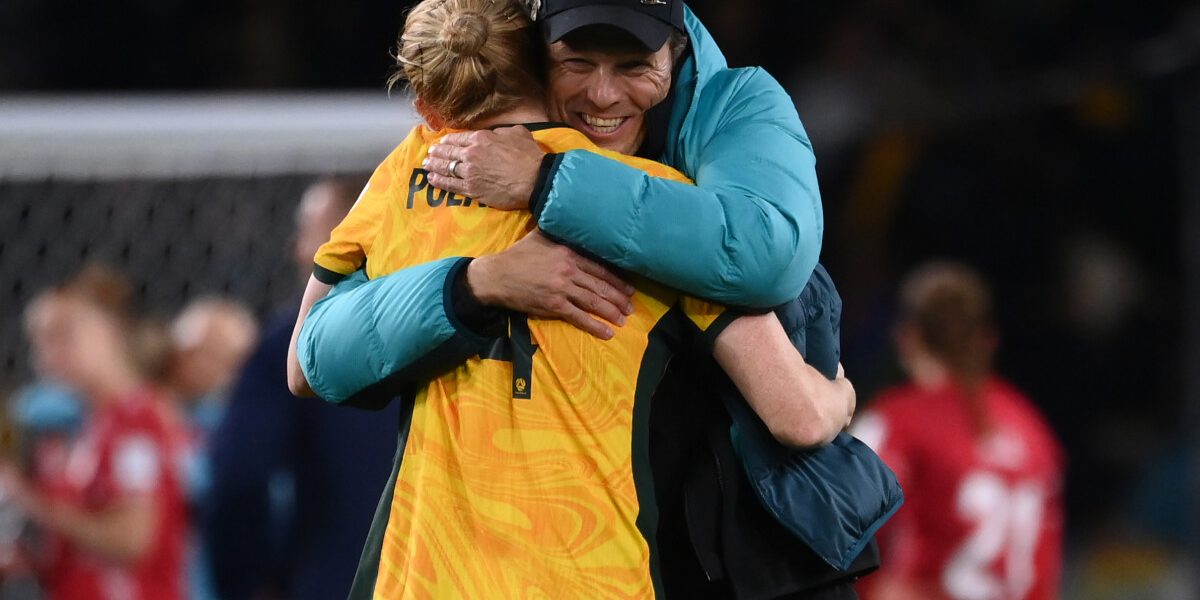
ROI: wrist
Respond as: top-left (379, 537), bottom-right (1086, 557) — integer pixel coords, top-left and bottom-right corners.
top-left (465, 256), bottom-right (501, 307)
top-left (449, 258), bottom-right (506, 339)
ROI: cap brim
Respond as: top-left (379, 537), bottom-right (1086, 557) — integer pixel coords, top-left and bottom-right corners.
top-left (543, 5), bottom-right (673, 51)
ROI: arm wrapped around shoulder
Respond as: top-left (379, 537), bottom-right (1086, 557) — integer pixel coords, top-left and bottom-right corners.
top-left (536, 68), bottom-right (823, 308)
top-left (297, 258), bottom-right (496, 409)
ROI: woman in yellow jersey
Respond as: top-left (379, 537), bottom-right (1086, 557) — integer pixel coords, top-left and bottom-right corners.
top-left (286, 0), bottom-right (856, 598)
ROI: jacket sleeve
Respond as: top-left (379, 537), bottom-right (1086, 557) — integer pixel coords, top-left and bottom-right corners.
top-left (534, 69), bottom-right (822, 308)
top-left (297, 257), bottom-right (496, 409)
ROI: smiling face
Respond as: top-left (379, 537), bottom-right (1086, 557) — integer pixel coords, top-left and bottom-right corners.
top-left (546, 27), bottom-right (674, 155)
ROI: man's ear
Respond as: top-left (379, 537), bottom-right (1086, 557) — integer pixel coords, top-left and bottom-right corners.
top-left (414, 97), bottom-right (446, 131)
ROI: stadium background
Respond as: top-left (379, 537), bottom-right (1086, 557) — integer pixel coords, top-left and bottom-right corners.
top-left (1, 0), bottom-right (1197, 597)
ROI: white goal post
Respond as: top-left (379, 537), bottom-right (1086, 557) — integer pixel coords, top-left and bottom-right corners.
top-left (0, 92), bottom-right (420, 180)
top-left (0, 92), bottom-right (420, 393)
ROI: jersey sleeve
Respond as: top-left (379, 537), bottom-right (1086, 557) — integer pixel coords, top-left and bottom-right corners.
top-left (1029, 410), bottom-right (1066, 600)
top-left (1030, 480), bottom-right (1064, 600)
top-left (110, 434), bottom-right (164, 495)
top-left (312, 137), bottom-right (415, 284)
top-left (852, 405), bottom-right (916, 502)
top-left (849, 404), bottom-right (921, 580)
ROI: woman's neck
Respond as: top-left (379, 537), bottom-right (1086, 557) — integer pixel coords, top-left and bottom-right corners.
top-left (471, 100), bottom-right (551, 129)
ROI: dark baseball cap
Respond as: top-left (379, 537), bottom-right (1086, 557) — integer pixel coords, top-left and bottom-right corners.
top-left (538, 0), bottom-right (686, 51)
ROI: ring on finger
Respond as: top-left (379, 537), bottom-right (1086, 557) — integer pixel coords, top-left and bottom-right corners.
top-left (448, 160), bottom-right (462, 178)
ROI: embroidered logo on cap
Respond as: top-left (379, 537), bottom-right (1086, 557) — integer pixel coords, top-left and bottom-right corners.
top-left (524, 0), bottom-right (542, 20)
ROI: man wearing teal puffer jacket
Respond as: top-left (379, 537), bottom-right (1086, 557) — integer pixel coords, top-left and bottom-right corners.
top-left (295, 2), bottom-right (890, 597)
top-left (297, 2), bottom-right (822, 403)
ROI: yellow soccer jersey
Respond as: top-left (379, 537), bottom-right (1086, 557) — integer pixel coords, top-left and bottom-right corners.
top-left (327, 124), bottom-right (736, 600)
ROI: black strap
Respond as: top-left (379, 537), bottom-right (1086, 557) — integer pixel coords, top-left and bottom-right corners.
top-left (508, 316), bottom-right (538, 400)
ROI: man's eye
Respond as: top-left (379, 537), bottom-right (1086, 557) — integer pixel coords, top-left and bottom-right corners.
top-left (563, 59), bottom-right (592, 70)
top-left (621, 63), bottom-right (651, 74)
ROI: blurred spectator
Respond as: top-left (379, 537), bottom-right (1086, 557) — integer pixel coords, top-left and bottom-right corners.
top-left (8, 264), bottom-right (189, 600)
top-left (5, 379), bottom-right (86, 534)
top-left (167, 298), bottom-right (259, 600)
top-left (852, 262), bottom-right (1065, 600)
top-left (0, 315), bottom-right (86, 599)
top-left (7, 319), bottom-right (88, 468)
top-left (167, 297), bottom-right (259, 497)
top-left (169, 298), bottom-right (259, 412)
top-left (203, 174), bottom-right (399, 600)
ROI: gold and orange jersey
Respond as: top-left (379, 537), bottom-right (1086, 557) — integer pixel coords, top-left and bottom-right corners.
top-left (323, 124), bottom-right (735, 600)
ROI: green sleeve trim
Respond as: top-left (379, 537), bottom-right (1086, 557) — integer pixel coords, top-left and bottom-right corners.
top-left (695, 310), bottom-right (742, 352)
top-left (630, 309), bottom-right (688, 600)
top-left (312, 263), bottom-right (349, 285)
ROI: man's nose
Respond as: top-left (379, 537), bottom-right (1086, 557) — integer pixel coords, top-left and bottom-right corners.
top-left (585, 72), bottom-right (623, 110)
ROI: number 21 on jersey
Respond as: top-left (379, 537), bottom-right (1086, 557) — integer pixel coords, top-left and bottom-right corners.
top-left (944, 471), bottom-right (1046, 600)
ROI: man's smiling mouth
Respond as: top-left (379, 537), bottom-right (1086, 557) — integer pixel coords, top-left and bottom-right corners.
top-left (580, 113), bottom-right (629, 135)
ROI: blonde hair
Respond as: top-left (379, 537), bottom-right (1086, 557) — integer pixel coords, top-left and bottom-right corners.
top-left (391, 0), bottom-right (544, 129)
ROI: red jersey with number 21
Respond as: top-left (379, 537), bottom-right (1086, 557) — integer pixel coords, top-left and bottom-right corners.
top-left (853, 378), bottom-right (1064, 600)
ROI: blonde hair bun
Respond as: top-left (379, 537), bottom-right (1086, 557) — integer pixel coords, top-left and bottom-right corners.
top-left (439, 12), bottom-right (490, 57)
top-left (393, 0), bottom-right (543, 128)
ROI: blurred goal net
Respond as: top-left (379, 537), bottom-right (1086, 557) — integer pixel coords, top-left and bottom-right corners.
top-left (0, 92), bottom-right (419, 394)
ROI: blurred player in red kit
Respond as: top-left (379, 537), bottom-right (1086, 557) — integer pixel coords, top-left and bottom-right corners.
top-left (853, 262), bottom-right (1064, 600)
top-left (9, 265), bottom-right (188, 600)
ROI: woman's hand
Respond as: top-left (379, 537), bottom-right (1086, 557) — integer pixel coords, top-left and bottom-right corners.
top-left (423, 126), bottom-right (546, 210)
top-left (467, 230), bottom-right (635, 340)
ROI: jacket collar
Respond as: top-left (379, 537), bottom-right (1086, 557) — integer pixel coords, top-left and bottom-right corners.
top-left (661, 6), bottom-right (728, 165)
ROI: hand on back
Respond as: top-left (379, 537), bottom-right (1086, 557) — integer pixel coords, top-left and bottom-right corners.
top-left (467, 230), bottom-right (635, 340)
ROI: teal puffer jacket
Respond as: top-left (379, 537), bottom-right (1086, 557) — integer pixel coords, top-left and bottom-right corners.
top-left (299, 7), bottom-right (823, 404)
top-left (536, 7), bottom-right (822, 307)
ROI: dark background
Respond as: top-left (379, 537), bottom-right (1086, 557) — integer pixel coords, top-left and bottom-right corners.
top-left (2, 0), bottom-right (1197, 591)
